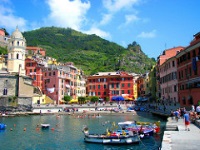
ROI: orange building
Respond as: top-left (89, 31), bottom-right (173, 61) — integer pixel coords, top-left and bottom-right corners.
top-left (176, 32), bottom-right (200, 108)
top-left (26, 46), bottom-right (46, 56)
top-left (86, 71), bottom-right (134, 101)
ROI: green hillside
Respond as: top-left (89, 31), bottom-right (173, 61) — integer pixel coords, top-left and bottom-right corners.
top-left (23, 27), bottom-right (155, 75)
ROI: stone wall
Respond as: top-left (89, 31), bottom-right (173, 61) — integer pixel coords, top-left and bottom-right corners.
top-left (18, 76), bottom-right (34, 97)
top-left (18, 97), bottom-right (32, 106)
top-left (0, 75), bottom-right (18, 97)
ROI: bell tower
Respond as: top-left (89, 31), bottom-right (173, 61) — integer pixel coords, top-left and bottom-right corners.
top-left (7, 27), bottom-right (26, 75)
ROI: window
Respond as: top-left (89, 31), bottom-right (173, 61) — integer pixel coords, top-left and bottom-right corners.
top-left (121, 90), bottom-right (124, 94)
top-left (16, 53), bottom-right (19, 59)
top-left (128, 90), bottom-right (130, 94)
top-left (128, 83), bottom-right (131, 87)
top-left (122, 83), bottom-right (124, 87)
top-left (53, 72), bottom-right (55, 75)
top-left (49, 72), bottom-right (51, 76)
top-left (193, 50), bottom-right (196, 57)
top-left (172, 61), bottom-right (175, 67)
top-left (174, 85), bottom-right (177, 92)
top-left (98, 92), bottom-right (101, 95)
top-left (104, 84), bottom-right (107, 89)
top-left (188, 52), bottom-right (191, 60)
top-left (111, 83), bottom-right (114, 88)
top-left (3, 88), bottom-right (7, 95)
top-left (98, 85), bottom-right (100, 89)
top-left (116, 83), bottom-right (120, 88)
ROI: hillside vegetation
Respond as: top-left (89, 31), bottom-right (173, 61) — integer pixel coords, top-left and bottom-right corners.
top-left (22, 27), bottom-right (155, 75)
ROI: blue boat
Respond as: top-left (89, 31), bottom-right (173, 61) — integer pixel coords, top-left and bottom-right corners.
top-left (0, 123), bottom-right (6, 130)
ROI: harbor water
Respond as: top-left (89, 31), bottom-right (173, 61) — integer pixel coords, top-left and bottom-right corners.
top-left (0, 112), bottom-right (166, 150)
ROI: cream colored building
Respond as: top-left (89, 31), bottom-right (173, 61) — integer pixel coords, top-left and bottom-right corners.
top-left (76, 69), bottom-right (86, 98)
top-left (7, 27), bottom-right (26, 76)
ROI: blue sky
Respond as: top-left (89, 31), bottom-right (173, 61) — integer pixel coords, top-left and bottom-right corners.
top-left (0, 0), bottom-right (200, 59)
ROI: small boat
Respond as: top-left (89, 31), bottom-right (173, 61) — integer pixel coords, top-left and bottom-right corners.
top-left (118, 121), bottom-right (160, 138)
top-left (0, 123), bottom-right (6, 130)
top-left (82, 126), bottom-right (140, 144)
top-left (41, 124), bottom-right (50, 129)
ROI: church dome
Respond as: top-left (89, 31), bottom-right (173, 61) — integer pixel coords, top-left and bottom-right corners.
top-left (11, 27), bottom-right (23, 39)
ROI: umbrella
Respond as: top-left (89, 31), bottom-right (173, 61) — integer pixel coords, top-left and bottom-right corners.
top-left (112, 96), bottom-right (125, 101)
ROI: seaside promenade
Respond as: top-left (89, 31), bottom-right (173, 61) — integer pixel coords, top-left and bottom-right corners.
top-left (161, 117), bottom-right (200, 150)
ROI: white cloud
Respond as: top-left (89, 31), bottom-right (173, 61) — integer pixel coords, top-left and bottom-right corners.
top-left (100, 0), bottom-right (140, 26)
top-left (125, 14), bottom-right (139, 25)
top-left (0, 4), bottom-right (27, 32)
top-left (99, 13), bottom-right (112, 25)
top-left (137, 30), bottom-right (156, 38)
top-left (45, 0), bottom-right (91, 31)
top-left (84, 27), bottom-right (111, 39)
top-left (103, 0), bottom-right (140, 12)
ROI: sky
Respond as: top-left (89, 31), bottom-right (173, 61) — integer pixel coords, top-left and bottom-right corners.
top-left (0, 0), bottom-right (200, 59)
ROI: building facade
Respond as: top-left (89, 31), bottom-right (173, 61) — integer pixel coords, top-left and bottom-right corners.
top-left (86, 71), bottom-right (134, 101)
top-left (159, 56), bottom-right (178, 104)
top-left (176, 32), bottom-right (200, 108)
top-left (156, 47), bottom-right (184, 102)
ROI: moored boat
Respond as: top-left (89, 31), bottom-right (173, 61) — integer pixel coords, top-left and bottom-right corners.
top-left (0, 123), bottom-right (6, 130)
top-left (82, 126), bottom-right (140, 144)
top-left (41, 124), bottom-right (50, 129)
top-left (118, 121), bottom-right (160, 138)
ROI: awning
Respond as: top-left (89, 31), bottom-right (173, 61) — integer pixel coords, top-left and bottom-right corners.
top-left (112, 96), bottom-right (125, 101)
top-left (69, 99), bottom-right (78, 103)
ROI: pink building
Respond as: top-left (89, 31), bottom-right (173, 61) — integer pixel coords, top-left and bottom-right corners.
top-left (159, 56), bottom-right (178, 103)
top-left (157, 47), bottom-right (184, 102)
top-left (42, 67), bottom-right (71, 104)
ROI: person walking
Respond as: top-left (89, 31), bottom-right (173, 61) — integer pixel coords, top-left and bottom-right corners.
top-left (196, 105), bottom-right (200, 115)
top-left (191, 105), bottom-right (195, 112)
top-left (174, 109), bottom-right (179, 122)
top-left (183, 111), bottom-right (190, 131)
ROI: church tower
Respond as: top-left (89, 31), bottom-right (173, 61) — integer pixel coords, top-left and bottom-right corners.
top-left (7, 27), bottom-right (26, 75)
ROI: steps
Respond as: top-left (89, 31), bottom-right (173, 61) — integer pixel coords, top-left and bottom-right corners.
top-left (165, 125), bottom-right (178, 131)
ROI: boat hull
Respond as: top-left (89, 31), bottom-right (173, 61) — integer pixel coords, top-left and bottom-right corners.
top-left (0, 124), bottom-right (6, 130)
top-left (84, 134), bottom-right (140, 144)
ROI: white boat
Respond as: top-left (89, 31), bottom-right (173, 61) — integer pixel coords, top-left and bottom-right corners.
top-left (82, 126), bottom-right (140, 144)
top-left (41, 124), bottom-right (50, 129)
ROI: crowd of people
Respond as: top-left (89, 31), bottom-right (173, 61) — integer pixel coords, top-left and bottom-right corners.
top-left (170, 105), bottom-right (200, 131)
